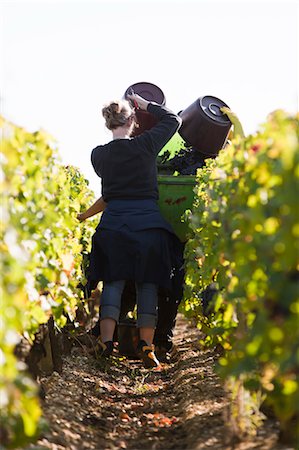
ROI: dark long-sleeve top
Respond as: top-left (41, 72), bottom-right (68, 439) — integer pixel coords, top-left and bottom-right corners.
top-left (91, 103), bottom-right (182, 202)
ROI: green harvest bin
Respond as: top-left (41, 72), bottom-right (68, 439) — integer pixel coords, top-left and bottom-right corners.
top-left (157, 175), bottom-right (196, 242)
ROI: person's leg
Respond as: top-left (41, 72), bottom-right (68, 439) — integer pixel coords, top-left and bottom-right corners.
top-left (135, 282), bottom-right (160, 368)
top-left (89, 280), bottom-right (136, 339)
top-left (154, 289), bottom-right (180, 350)
top-left (154, 242), bottom-right (186, 360)
top-left (136, 282), bottom-right (158, 343)
top-left (99, 280), bottom-right (126, 352)
top-left (100, 318), bottom-right (117, 342)
top-left (155, 266), bottom-right (185, 343)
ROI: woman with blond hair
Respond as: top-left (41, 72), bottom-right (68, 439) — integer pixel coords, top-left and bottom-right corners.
top-left (83, 92), bottom-right (182, 369)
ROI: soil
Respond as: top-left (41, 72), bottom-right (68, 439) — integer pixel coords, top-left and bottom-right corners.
top-left (24, 315), bottom-right (292, 450)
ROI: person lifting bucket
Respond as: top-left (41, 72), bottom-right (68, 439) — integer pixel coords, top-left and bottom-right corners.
top-left (124, 82), bottom-right (166, 136)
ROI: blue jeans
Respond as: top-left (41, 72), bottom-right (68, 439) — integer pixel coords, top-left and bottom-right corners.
top-left (100, 280), bottom-right (158, 328)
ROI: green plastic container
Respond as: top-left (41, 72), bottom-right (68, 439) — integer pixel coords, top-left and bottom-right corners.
top-left (157, 175), bottom-right (196, 242)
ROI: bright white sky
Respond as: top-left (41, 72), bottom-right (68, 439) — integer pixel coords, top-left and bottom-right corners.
top-left (1, 0), bottom-right (298, 196)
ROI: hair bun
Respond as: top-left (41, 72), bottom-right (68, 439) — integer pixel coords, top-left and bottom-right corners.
top-left (102, 100), bottom-right (134, 130)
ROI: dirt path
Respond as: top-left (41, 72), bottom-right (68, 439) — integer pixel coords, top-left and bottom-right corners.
top-left (25, 315), bottom-right (289, 450)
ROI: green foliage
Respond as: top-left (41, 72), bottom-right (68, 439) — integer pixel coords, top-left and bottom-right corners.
top-left (0, 117), bottom-right (97, 448)
top-left (158, 132), bottom-right (186, 159)
top-left (183, 110), bottom-right (299, 439)
top-left (156, 132), bottom-right (188, 175)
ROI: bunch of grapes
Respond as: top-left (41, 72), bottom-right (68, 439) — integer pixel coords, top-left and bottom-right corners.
top-left (157, 146), bottom-right (208, 175)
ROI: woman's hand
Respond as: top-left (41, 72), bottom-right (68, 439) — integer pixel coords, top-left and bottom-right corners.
top-left (127, 93), bottom-right (150, 111)
top-left (77, 197), bottom-right (106, 223)
top-left (77, 212), bottom-right (86, 222)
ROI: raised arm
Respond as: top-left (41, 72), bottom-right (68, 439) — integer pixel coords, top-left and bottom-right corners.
top-left (77, 196), bottom-right (106, 222)
top-left (127, 93), bottom-right (182, 155)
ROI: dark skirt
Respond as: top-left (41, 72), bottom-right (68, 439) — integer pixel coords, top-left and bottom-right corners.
top-left (88, 199), bottom-right (182, 290)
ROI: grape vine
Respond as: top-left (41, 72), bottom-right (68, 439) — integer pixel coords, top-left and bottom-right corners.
top-left (183, 110), bottom-right (299, 442)
top-left (0, 117), bottom-right (97, 447)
